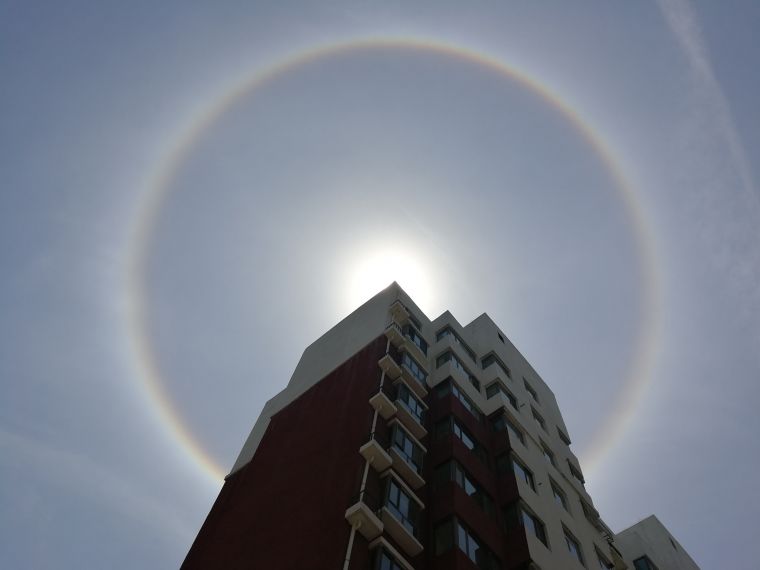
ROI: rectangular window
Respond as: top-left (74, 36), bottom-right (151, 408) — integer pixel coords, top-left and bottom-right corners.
top-left (523, 379), bottom-right (539, 403)
top-left (434, 460), bottom-right (496, 519)
top-left (437, 416), bottom-right (489, 467)
top-left (564, 528), bottom-right (584, 566)
top-left (503, 503), bottom-right (547, 547)
top-left (481, 353), bottom-right (511, 378)
top-left (375, 547), bottom-right (404, 570)
top-left (510, 455), bottom-right (535, 491)
top-left (392, 424), bottom-right (424, 474)
top-left (434, 378), bottom-right (482, 421)
top-left (436, 326), bottom-right (476, 361)
top-left (532, 408), bottom-right (546, 431)
top-left (541, 441), bottom-right (556, 467)
top-left (490, 413), bottom-right (525, 445)
top-left (435, 518), bottom-right (501, 570)
top-left (403, 324), bottom-right (428, 356)
top-left (437, 351), bottom-right (478, 389)
top-left (485, 382), bottom-right (518, 408)
top-left (551, 479), bottom-right (569, 511)
top-left (385, 477), bottom-right (421, 537)
top-left (568, 461), bottom-right (585, 487)
top-left (401, 351), bottom-right (427, 385)
top-left (558, 428), bottom-right (571, 446)
top-left (596, 549), bottom-right (612, 569)
top-left (633, 557), bottom-right (659, 570)
top-left (396, 382), bottom-right (425, 424)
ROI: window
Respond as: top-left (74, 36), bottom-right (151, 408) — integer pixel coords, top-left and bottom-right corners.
top-left (633, 556), bottom-right (659, 570)
top-left (434, 518), bottom-right (501, 570)
top-left (523, 379), bottom-right (539, 403)
top-left (437, 351), bottom-right (478, 388)
top-left (550, 479), bottom-right (569, 511)
top-left (557, 428), bottom-right (571, 446)
top-left (564, 528), bottom-right (584, 565)
top-left (485, 382), bottom-right (518, 408)
top-left (434, 460), bottom-right (496, 518)
top-left (391, 424), bottom-right (424, 474)
top-left (568, 461), bottom-right (585, 487)
top-left (497, 332), bottom-right (505, 343)
top-left (436, 416), bottom-right (489, 467)
top-left (436, 326), bottom-right (477, 361)
top-left (504, 503), bottom-right (547, 547)
top-left (403, 324), bottom-right (428, 356)
top-left (396, 382), bottom-right (425, 424)
top-left (498, 453), bottom-right (535, 490)
top-left (595, 549), bottom-right (612, 569)
top-left (434, 378), bottom-right (481, 421)
top-left (532, 408), bottom-right (546, 431)
top-left (374, 547), bottom-right (404, 570)
top-left (401, 351), bottom-right (427, 385)
top-left (491, 413), bottom-right (525, 445)
top-left (481, 353), bottom-right (511, 378)
top-left (385, 477), bottom-right (421, 537)
top-left (541, 441), bottom-right (556, 467)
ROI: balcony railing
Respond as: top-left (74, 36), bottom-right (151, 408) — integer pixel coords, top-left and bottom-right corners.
top-left (345, 491), bottom-right (383, 540)
top-left (360, 431), bottom-right (393, 472)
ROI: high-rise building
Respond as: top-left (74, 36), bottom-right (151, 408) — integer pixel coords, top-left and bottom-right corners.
top-left (182, 283), bottom-right (697, 570)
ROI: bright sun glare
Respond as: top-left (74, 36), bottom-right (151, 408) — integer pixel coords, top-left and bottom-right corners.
top-left (347, 247), bottom-right (435, 314)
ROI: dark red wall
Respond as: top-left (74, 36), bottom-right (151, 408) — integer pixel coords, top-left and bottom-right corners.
top-left (181, 336), bottom-right (388, 570)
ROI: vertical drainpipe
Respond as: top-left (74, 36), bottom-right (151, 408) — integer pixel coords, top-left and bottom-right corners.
top-left (343, 337), bottom-right (392, 570)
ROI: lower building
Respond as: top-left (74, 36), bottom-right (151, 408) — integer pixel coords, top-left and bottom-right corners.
top-left (615, 516), bottom-right (700, 570)
top-left (181, 283), bottom-right (698, 570)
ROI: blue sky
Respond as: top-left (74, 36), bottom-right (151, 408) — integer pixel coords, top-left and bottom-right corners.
top-left (2, 1), bottom-right (759, 568)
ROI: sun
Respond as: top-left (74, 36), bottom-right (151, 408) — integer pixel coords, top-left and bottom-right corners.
top-left (346, 246), bottom-right (436, 315)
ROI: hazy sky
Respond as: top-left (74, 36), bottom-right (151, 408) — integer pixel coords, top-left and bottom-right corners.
top-left (2, 1), bottom-right (759, 568)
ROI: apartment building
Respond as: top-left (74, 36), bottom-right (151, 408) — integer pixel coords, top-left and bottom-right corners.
top-left (181, 282), bottom-right (693, 570)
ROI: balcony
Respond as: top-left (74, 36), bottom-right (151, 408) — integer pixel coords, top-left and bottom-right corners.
top-left (379, 507), bottom-right (424, 557)
top-left (389, 300), bottom-right (410, 324)
top-left (385, 322), bottom-right (405, 348)
top-left (369, 390), bottom-right (397, 420)
top-left (379, 354), bottom-right (402, 379)
top-left (360, 435), bottom-right (393, 472)
top-left (345, 493), bottom-right (383, 540)
top-left (369, 537), bottom-right (415, 570)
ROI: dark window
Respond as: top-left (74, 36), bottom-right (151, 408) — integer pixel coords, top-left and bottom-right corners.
top-left (436, 416), bottom-right (489, 467)
top-left (481, 353), bottom-right (511, 378)
top-left (434, 378), bottom-right (482, 421)
top-left (558, 428), bottom-right (571, 446)
top-left (436, 327), bottom-right (476, 361)
top-left (401, 351), bottom-right (427, 385)
top-left (375, 547), bottom-right (404, 570)
top-left (503, 503), bottom-right (547, 547)
top-left (633, 557), bottom-right (659, 570)
top-left (541, 441), bottom-right (556, 467)
top-left (510, 455), bottom-right (535, 490)
top-left (434, 518), bottom-right (500, 570)
top-left (568, 461), bottom-right (585, 487)
top-left (403, 324), bottom-right (428, 356)
top-left (532, 408), bottom-right (546, 431)
top-left (385, 477), bottom-right (421, 537)
top-left (486, 382), bottom-right (518, 408)
top-left (437, 351), bottom-right (479, 389)
top-left (392, 424), bottom-right (424, 474)
top-left (550, 479), bottom-right (568, 511)
top-left (596, 549), bottom-right (612, 569)
top-left (523, 379), bottom-right (539, 403)
top-left (396, 382), bottom-right (425, 424)
top-left (497, 332), bottom-right (505, 343)
top-left (434, 460), bottom-right (496, 519)
top-left (564, 528), bottom-right (584, 565)
top-left (491, 413), bottom-right (525, 445)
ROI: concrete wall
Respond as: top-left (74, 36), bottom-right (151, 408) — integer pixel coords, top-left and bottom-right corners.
top-left (616, 515), bottom-right (700, 570)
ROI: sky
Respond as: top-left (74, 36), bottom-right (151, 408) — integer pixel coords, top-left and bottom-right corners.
top-left (1, 1), bottom-right (759, 568)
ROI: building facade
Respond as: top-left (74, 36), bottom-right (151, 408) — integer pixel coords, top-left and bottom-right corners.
top-left (182, 283), bottom-right (694, 570)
